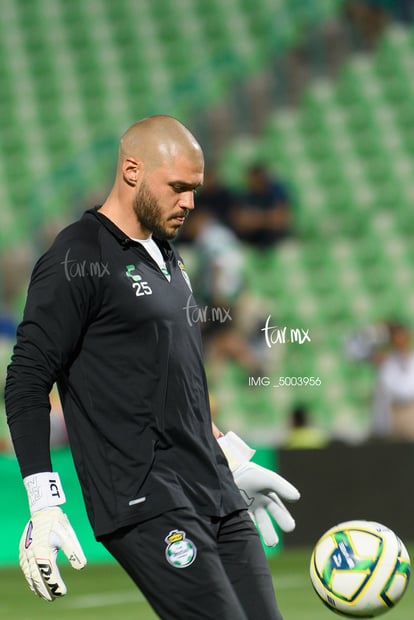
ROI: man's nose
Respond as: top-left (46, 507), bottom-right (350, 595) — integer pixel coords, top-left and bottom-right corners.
top-left (179, 190), bottom-right (195, 210)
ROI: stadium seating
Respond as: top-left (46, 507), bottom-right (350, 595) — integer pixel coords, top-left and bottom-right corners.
top-left (0, 0), bottom-right (343, 249)
top-left (218, 25), bottom-right (414, 442)
top-left (4, 1), bottom-right (413, 444)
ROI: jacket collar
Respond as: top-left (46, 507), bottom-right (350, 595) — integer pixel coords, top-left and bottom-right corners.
top-left (84, 207), bottom-right (175, 260)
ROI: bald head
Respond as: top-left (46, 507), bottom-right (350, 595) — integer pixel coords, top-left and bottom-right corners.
top-left (101, 115), bottom-right (204, 240)
top-left (118, 115), bottom-right (204, 172)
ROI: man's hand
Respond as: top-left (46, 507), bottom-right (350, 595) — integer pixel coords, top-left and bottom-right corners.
top-left (19, 507), bottom-right (87, 601)
top-left (218, 431), bottom-right (300, 546)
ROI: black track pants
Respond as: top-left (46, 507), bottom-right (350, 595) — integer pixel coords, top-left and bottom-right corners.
top-left (101, 508), bottom-right (283, 620)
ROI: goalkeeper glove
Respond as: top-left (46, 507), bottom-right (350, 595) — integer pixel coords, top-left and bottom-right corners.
top-left (218, 432), bottom-right (300, 546)
top-left (19, 472), bottom-right (87, 601)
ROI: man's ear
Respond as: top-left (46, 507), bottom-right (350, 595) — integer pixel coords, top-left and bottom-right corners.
top-left (123, 157), bottom-right (142, 187)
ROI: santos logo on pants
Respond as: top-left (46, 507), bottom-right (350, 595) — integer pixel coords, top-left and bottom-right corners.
top-left (164, 530), bottom-right (197, 568)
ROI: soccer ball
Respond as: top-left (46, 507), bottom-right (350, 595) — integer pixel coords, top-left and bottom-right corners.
top-left (310, 520), bottom-right (410, 617)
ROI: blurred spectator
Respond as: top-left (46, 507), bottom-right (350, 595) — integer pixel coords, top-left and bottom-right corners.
top-left (230, 164), bottom-right (292, 249)
top-left (371, 322), bottom-right (414, 440)
top-left (0, 246), bottom-right (33, 317)
top-left (284, 404), bottom-right (329, 449)
top-left (343, 320), bottom-right (390, 365)
top-left (196, 167), bottom-right (236, 226)
top-left (396, 0), bottom-right (414, 23)
top-left (345, 1), bottom-right (391, 50)
top-left (177, 167), bottom-right (236, 244)
top-left (184, 206), bottom-right (263, 377)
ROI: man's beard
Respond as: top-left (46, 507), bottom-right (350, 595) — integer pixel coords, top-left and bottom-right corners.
top-left (133, 181), bottom-right (176, 240)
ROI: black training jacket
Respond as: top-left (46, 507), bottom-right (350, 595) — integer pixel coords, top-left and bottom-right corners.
top-left (5, 208), bottom-right (245, 537)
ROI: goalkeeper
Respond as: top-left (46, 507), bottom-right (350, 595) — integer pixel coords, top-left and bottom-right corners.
top-left (5, 115), bottom-right (299, 620)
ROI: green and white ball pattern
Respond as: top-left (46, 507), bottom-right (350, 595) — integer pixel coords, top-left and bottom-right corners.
top-left (310, 520), bottom-right (410, 617)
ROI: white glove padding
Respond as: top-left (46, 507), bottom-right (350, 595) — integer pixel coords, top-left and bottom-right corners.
top-left (218, 431), bottom-right (300, 546)
top-left (19, 507), bottom-right (87, 601)
top-left (234, 461), bottom-right (300, 546)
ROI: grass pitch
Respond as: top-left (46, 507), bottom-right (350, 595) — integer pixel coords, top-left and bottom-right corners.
top-left (1, 546), bottom-right (412, 619)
